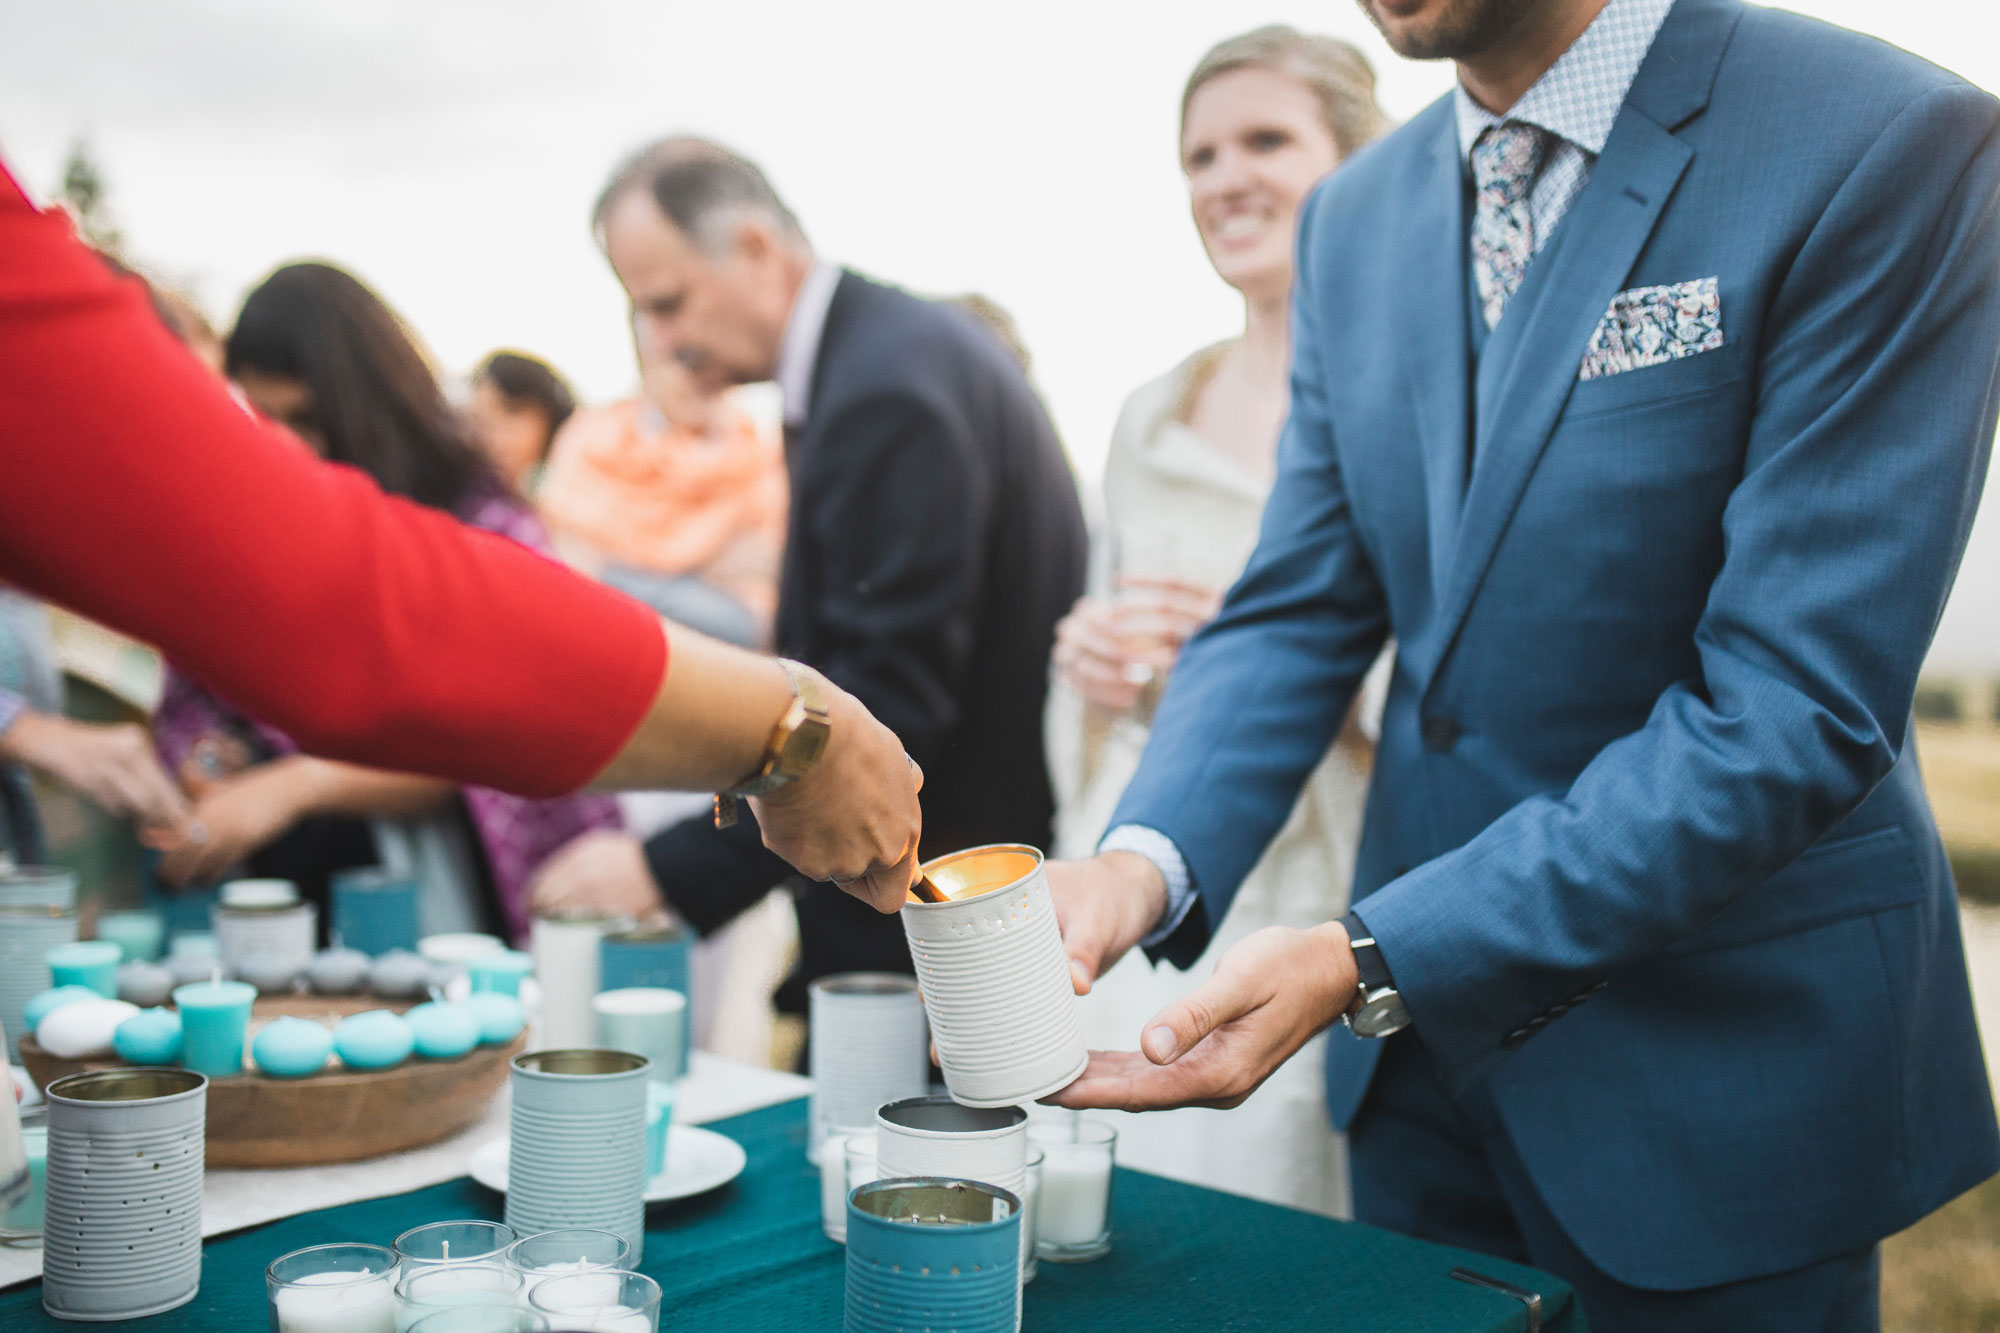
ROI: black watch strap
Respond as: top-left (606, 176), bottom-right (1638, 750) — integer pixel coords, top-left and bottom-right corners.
top-left (1340, 911), bottom-right (1394, 991)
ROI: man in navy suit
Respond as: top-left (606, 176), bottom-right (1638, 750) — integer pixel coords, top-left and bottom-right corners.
top-left (1047, 0), bottom-right (2000, 1324)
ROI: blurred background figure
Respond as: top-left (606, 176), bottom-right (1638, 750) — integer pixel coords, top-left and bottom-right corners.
top-left (537, 339), bottom-right (785, 649)
top-left (0, 590), bottom-right (187, 864)
top-left (1044, 25), bottom-right (1390, 1217)
top-left (151, 260), bottom-right (640, 942)
top-left (531, 137), bottom-right (1086, 1044)
top-left (466, 348), bottom-right (577, 495)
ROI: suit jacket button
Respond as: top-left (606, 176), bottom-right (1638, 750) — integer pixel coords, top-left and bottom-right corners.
top-left (1422, 716), bottom-right (1462, 752)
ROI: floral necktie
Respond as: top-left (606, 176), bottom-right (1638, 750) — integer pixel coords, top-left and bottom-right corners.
top-left (1470, 121), bottom-right (1552, 330)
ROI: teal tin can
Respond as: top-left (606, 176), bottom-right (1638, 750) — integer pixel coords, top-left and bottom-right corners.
top-left (330, 868), bottom-right (420, 956)
top-left (598, 923), bottom-right (691, 997)
top-left (845, 1178), bottom-right (1021, 1333)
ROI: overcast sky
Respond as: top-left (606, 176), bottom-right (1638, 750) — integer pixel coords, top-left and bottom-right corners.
top-left (2, 0), bottom-right (1995, 669)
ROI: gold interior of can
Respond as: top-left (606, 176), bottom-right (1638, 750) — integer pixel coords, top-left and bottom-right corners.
top-left (514, 1049), bottom-right (649, 1077)
top-left (855, 1178), bottom-right (1017, 1225)
top-left (49, 1068), bottom-right (205, 1102)
top-left (911, 846), bottom-right (1041, 904)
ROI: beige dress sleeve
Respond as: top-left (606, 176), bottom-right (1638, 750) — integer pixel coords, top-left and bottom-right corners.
top-left (1045, 348), bottom-right (1372, 1218)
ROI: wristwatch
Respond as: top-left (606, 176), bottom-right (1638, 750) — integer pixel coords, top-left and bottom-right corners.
top-left (1337, 911), bottom-right (1411, 1039)
top-left (713, 659), bottom-right (832, 829)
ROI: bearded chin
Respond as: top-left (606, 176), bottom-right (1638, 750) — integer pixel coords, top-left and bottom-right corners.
top-left (1357, 0), bottom-right (1548, 61)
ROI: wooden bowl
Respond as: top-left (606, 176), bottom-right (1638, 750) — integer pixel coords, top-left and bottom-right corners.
top-left (18, 992), bottom-right (526, 1168)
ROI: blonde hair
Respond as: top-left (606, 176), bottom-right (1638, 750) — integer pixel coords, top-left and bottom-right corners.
top-left (1182, 25), bottom-right (1392, 161)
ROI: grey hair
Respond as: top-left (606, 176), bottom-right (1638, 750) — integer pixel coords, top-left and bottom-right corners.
top-left (592, 136), bottom-right (808, 255)
top-left (1182, 25), bottom-right (1393, 161)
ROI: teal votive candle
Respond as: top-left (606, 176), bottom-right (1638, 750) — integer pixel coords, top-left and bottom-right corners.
top-left (466, 950), bottom-right (533, 998)
top-left (171, 980), bottom-right (257, 1078)
top-left (95, 910), bottom-right (166, 963)
top-left (46, 941), bottom-right (121, 998)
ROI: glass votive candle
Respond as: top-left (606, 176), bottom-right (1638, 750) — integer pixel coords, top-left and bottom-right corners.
top-left (393, 1263), bottom-right (522, 1333)
top-left (503, 1228), bottom-right (632, 1291)
top-left (526, 1269), bottom-right (661, 1333)
top-left (407, 1308), bottom-right (547, 1333)
top-left (820, 1125), bottom-right (874, 1243)
top-left (171, 979), bottom-right (258, 1077)
top-left (392, 1220), bottom-right (518, 1273)
top-left (47, 940), bottom-right (122, 997)
top-left (1029, 1115), bottom-right (1115, 1262)
top-left (266, 1241), bottom-right (399, 1333)
top-left (1020, 1146), bottom-right (1044, 1283)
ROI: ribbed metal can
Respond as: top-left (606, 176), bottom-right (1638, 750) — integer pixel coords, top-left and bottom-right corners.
top-left (0, 905), bottom-right (77, 1057)
top-left (505, 1049), bottom-right (651, 1263)
top-left (0, 866), bottom-right (77, 911)
top-left (41, 1068), bottom-right (207, 1322)
top-left (808, 973), bottom-right (928, 1163)
top-left (900, 845), bottom-right (1086, 1108)
top-left (845, 1178), bottom-right (1021, 1333)
top-left (211, 892), bottom-right (316, 970)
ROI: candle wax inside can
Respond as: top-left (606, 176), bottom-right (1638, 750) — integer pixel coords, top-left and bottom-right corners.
top-left (910, 851), bottom-right (1039, 904)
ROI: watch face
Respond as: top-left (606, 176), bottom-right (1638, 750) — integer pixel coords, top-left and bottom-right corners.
top-left (1352, 991), bottom-right (1410, 1039)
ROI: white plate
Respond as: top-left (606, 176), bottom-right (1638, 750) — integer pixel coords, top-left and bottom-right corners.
top-left (467, 1125), bottom-right (747, 1204)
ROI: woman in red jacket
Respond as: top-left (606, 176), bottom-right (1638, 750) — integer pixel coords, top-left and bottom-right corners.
top-left (0, 164), bottom-right (920, 911)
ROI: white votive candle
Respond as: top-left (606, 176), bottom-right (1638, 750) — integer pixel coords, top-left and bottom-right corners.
top-left (273, 1270), bottom-right (396, 1333)
top-left (1029, 1115), bottom-right (1115, 1259)
top-left (1036, 1144), bottom-right (1110, 1243)
top-left (528, 1269), bottom-right (660, 1333)
top-left (393, 1263), bottom-right (521, 1333)
top-left (820, 1126), bottom-right (873, 1243)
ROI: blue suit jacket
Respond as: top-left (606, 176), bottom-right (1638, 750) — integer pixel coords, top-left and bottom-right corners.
top-left (1115, 0), bottom-right (2000, 1291)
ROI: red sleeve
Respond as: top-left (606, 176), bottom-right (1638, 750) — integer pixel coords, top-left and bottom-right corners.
top-left (0, 167), bottom-right (665, 798)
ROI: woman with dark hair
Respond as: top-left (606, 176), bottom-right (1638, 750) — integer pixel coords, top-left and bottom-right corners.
top-left (0, 170), bottom-right (925, 917)
top-left (467, 349), bottom-right (577, 493)
top-left (151, 262), bottom-right (640, 941)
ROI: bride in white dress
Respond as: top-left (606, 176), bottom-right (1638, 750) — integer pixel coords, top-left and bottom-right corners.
top-left (1044, 25), bottom-right (1390, 1218)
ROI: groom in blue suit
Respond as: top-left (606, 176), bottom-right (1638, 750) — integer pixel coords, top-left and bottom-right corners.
top-left (1049, 0), bottom-right (2000, 1325)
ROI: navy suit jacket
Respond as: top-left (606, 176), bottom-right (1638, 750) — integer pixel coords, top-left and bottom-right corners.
top-left (1116, 0), bottom-right (2000, 1290)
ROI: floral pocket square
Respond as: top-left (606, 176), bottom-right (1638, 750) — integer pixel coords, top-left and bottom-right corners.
top-left (1578, 276), bottom-right (1723, 381)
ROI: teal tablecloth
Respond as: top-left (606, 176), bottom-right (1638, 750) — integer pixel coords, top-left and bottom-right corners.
top-left (0, 1097), bottom-right (1582, 1331)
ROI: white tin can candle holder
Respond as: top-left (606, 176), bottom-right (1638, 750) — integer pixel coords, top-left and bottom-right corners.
top-left (505, 1049), bottom-right (652, 1264)
top-left (874, 1096), bottom-right (1028, 1197)
top-left (807, 972), bottom-right (928, 1163)
top-left (1, 905), bottom-right (78, 1057)
top-left (529, 913), bottom-right (622, 1050)
top-left (899, 845), bottom-right (1086, 1107)
top-left (213, 879), bottom-right (317, 971)
top-left (41, 1068), bottom-right (208, 1322)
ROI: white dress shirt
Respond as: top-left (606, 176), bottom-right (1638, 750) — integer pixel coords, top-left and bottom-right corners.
top-left (773, 261), bottom-right (843, 431)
